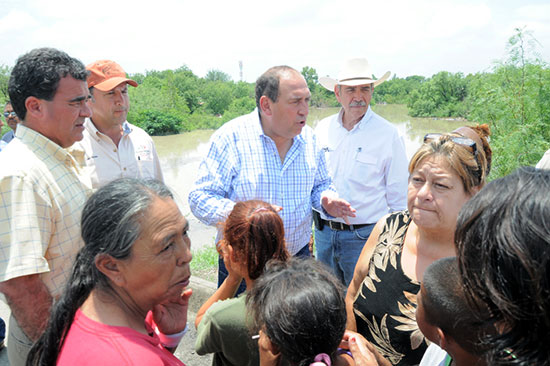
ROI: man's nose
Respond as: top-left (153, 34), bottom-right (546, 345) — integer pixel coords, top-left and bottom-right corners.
top-left (298, 100), bottom-right (309, 116)
top-left (81, 102), bottom-right (92, 117)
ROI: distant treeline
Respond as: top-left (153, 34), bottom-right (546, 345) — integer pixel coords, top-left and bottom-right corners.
top-left (317, 27), bottom-right (550, 178)
top-left (0, 29), bottom-right (547, 178)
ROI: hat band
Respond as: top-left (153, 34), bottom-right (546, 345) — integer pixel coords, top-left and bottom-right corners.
top-left (339, 77), bottom-right (375, 83)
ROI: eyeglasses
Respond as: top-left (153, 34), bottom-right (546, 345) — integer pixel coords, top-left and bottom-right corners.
top-left (423, 133), bottom-right (482, 183)
top-left (3, 112), bottom-right (16, 118)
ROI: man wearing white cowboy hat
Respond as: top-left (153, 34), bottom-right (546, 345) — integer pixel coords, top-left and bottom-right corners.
top-left (313, 58), bottom-right (409, 286)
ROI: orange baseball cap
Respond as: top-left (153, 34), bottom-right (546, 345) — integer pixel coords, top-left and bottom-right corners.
top-left (86, 60), bottom-right (138, 91)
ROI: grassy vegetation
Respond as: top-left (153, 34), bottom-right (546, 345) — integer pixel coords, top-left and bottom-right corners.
top-left (190, 246), bottom-right (219, 283)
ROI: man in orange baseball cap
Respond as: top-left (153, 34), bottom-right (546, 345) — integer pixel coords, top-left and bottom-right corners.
top-left (71, 60), bottom-right (163, 189)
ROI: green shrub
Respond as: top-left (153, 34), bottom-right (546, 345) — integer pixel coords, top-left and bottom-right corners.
top-left (131, 109), bottom-right (182, 135)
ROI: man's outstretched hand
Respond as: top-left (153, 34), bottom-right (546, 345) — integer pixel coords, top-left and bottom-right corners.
top-left (321, 196), bottom-right (356, 224)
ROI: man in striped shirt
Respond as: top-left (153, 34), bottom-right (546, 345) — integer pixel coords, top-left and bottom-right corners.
top-left (189, 66), bottom-right (355, 291)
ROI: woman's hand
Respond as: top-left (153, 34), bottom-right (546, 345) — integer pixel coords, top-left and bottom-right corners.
top-left (195, 242), bottom-right (243, 328)
top-left (152, 288), bottom-right (193, 335)
top-left (340, 331), bottom-right (390, 366)
top-left (221, 242), bottom-right (243, 284)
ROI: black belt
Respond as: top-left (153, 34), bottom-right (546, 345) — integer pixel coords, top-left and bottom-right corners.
top-left (320, 218), bottom-right (372, 231)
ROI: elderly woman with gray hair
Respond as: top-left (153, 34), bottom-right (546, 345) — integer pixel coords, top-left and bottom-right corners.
top-left (26, 178), bottom-right (192, 366)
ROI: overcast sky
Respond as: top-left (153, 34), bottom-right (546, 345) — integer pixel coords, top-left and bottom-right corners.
top-left (0, 0), bottom-right (548, 82)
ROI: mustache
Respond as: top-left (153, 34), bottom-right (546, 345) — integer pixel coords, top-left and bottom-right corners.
top-left (349, 101), bottom-right (367, 107)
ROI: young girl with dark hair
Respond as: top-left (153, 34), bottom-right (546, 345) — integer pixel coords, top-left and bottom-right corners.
top-left (194, 200), bottom-right (290, 366)
top-left (247, 258), bottom-right (382, 366)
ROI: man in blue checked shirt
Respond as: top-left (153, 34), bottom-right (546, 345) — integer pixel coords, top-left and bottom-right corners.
top-left (189, 65), bottom-right (355, 291)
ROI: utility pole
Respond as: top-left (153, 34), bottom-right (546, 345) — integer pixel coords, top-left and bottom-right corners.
top-left (239, 60), bottom-right (243, 82)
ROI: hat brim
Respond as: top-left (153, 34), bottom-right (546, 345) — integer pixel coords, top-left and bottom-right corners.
top-left (319, 71), bottom-right (391, 91)
top-left (91, 77), bottom-right (138, 92)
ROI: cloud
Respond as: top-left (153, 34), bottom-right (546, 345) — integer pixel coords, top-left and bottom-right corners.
top-left (0, 0), bottom-right (547, 82)
top-left (517, 4), bottom-right (550, 22)
top-left (0, 9), bottom-right (38, 33)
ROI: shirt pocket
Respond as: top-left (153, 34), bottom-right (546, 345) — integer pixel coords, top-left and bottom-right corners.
top-left (351, 152), bottom-right (380, 187)
top-left (355, 151), bottom-right (377, 165)
top-left (134, 147), bottom-right (155, 178)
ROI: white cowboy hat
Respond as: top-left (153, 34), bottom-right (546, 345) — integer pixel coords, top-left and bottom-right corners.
top-left (319, 58), bottom-right (391, 91)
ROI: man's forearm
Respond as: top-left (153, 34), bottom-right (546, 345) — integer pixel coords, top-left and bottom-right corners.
top-left (188, 189), bottom-right (235, 226)
top-left (0, 274), bottom-right (53, 341)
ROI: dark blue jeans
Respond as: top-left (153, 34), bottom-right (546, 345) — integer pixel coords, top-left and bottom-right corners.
top-left (315, 223), bottom-right (375, 286)
top-left (218, 244), bottom-right (311, 296)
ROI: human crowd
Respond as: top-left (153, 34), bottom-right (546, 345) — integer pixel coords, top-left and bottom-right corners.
top-left (0, 47), bottom-right (548, 366)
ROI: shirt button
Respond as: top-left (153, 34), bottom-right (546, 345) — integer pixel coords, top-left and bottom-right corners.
top-left (113, 148), bottom-right (117, 152)
top-left (123, 167), bottom-right (127, 171)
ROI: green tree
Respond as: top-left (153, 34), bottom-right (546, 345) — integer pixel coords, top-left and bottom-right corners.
top-left (408, 71), bottom-right (468, 117)
top-left (205, 69), bottom-right (232, 82)
top-left (373, 75), bottom-right (426, 104)
top-left (301, 66), bottom-right (318, 92)
top-left (468, 28), bottom-right (550, 178)
top-left (222, 96), bottom-right (256, 122)
top-left (133, 110), bottom-right (182, 135)
top-left (0, 65), bottom-right (11, 102)
top-left (201, 81), bottom-right (233, 115)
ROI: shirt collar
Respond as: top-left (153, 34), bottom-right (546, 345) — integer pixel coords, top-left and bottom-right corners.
top-left (122, 121), bottom-right (132, 134)
top-left (16, 124), bottom-right (76, 165)
top-left (255, 108), bottom-right (305, 146)
top-left (86, 118), bottom-right (132, 137)
top-left (337, 106), bottom-right (373, 131)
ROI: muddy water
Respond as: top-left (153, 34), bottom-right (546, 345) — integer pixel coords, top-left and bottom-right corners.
top-left (152, 105), bottom-right (466, 250)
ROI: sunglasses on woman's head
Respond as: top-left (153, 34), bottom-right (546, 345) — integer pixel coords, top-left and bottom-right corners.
top-left (423, 133), bottom-right (482, 184)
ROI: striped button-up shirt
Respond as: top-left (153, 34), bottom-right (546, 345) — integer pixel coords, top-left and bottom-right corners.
top-left (188, 110), bottom-right (334, 255)
top-left (0, 125), bottom-right (91, 298)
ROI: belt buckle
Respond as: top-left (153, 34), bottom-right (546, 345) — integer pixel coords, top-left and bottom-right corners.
top-left (329, 221), bottom-right (345, 230)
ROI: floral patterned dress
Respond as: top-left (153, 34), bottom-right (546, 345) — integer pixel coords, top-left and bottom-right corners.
top-left (353, 210), bottom-right (427, 366)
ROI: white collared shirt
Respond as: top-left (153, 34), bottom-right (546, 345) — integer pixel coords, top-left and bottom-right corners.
top-left (70, 118), bottom-right (164, 189)
top-left (315, 107), bottom-right (409, 224)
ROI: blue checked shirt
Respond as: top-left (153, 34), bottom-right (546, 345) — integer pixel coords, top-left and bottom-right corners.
top-left (188, 110), bottom-right (335, 255)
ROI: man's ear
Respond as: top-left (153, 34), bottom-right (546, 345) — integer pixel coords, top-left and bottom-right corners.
top-left (95, 253), bottom-right (125, 287)
top-left (24, 96), bottom-right (44, 120)
top-left (334, 85), bottom-right (342, 103)
top-left (259, 95), bottom-right (272, 116)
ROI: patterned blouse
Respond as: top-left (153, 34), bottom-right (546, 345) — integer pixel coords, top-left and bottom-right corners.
top-left (353, 210), bottom-right (428, 366)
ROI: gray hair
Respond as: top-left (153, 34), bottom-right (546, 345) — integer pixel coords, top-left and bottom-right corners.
top-left (81, 178), bottom-right (173, 270)
top-left (27, 178), bottom-right (175, 366)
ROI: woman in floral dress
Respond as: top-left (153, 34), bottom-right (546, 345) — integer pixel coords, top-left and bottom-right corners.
top-left (345, 126), bottom-right (491, 365)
